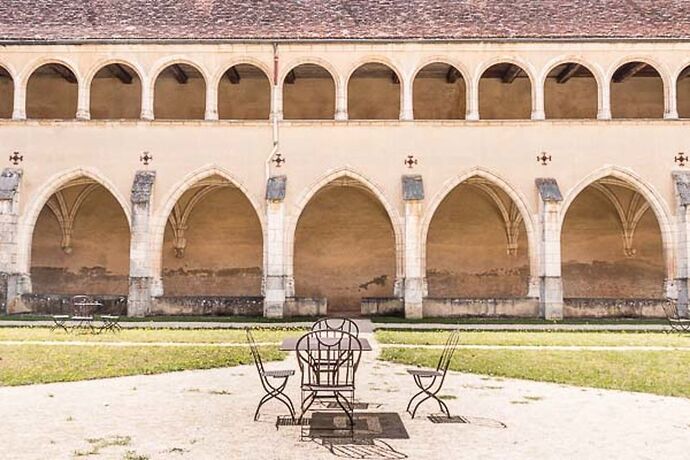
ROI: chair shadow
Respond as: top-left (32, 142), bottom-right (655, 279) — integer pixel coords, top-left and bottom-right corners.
top-left (428, 414), bottom-right (507, 429)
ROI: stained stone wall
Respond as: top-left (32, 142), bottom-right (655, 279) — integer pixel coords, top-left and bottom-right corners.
top-left (561, 187), bottom-right (665, 298)
top-left (426, 185), bottom-right (530, 297)
top-left (161, 187), bottom-right (263, 296)
top-left (30, 187), bottom-right (130, 295)
top-left (294, 186), bottom-right (396, 314)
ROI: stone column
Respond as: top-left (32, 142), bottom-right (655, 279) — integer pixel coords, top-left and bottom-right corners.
top-left (0, 169), bottom-right (24, 314)
top-left (204, 82), bottom-right (219, 120)
top-left (536, 178), bottom-right (564, 319)
top-left (400, 78), bottom-right (414, 121)
top-left (140, 81), bottom-right (154, 121)
top-left (402, 175), bottom-right (425, 318)
top-left (673, 172), bottom-right (690, 316)
top-left (12, 80), bottom-right (26, 120)
top-left (76, 82), bottom-right (91, 120)
top-left (598, 82), bottom-right (612, 120)
top-left (665, 81), bottom-right (679, 120)
top-left (335, 80), bottom-right (348, 120)
top-left (127, 171), bottom-right (156, 317)
top-left (264, 175), bottom-right (288, 318)
top-left (531, 80), bottom-right (546, 120)
top-left (465, 80), bottom-right (480, 120)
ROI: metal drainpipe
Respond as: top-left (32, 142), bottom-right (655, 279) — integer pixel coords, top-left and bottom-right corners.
top-left (265, 42), bottom-right (280, 182)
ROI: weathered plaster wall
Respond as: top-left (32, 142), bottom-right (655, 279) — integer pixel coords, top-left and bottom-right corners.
top-left (90, 73), bottom-right (142, 119)
top-left (426, 185), bottom-right (529, 297)
top-left (413, 77), bottom-right (465, 119)
top-left (561, 186), bottom-right (665, 298)
top-left (154, 73), bottom-right (205, 119)
top-left (294, 186), bottom-right (396, 313)
top-left (162, 187), bottom-right (263, 296)
top-left (348, 77), bottom-right (400, 119)
top-left (479, 77), bottom-right (532, 119)
top-left (30, 187), bottom-right (130, 295)
top-left (0, 76), bottom-right (12, 118)
top-left (26, 73), bottom-right (78, 119)
top-left (677, 75), bottom-right (690, 118)
top-left (218, 77), bottom-right (270, 119)
top-left (545, 77), bottom-right (598, 119)
top-left (283, 78), bottom-right (335, 119)
top-left (611, 77), bottom-right (664, 118)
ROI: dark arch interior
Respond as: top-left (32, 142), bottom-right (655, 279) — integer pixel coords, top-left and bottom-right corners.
top-left (348, 63), bottom-right (400, 120)
top-left (0, 65), bottom-right (13, 118)
top-left (611, 62), bottom-right (664, 118)
top-left (154, 63), bottom-right (205, 119)
top-left (283, 63), bottom-right (335, 120)
top-left (90, 63), bottom-right (142, 119)
top-left (218, 63), bottom-right (270, 119)
top-left (26, 63), bottom-right (78, 119)
top-left (479, 63), bottom-right (531, 119)
top-left (545, 63), bottom-right (598, 119)
top-left (413, 62), bottom-right (465, 119)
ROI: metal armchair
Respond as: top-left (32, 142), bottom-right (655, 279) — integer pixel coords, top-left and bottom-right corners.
top-left (311, 317), bottom-right (360, 337)
top-left (406, 330), bottom-right (460, 418)
top-left (662, 299), bottom-right (690, 333)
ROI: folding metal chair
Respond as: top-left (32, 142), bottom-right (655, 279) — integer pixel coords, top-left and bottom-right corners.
top-left (246, 328), bottom-right (296, 421)
top-left (311, 317), bottom-right (360, 337)
top-left (406, 330), bottom-right (461, 418)
top-left (662, 299), bottom-right (690, 333)
top-left (296, 330), bottom-right (362, 436)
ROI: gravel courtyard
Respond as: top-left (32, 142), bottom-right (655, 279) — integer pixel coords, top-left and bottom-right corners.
top-left (2, 333), bottom-right (689, 460)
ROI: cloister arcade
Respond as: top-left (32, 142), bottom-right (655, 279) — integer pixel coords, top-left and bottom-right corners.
top-left (1, 43), bottom-right (690, 320)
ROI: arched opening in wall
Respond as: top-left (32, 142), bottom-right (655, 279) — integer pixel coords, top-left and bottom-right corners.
top-left (154, 63), bottom-right (205, 119)
top-left (218, 64), bottom-right (270, 119)
top-left (676, 65), bottom-right (690, 118)
top-left (426, 178), bottom-right (529, 298)
top-left (26, 63), bottom-right (78, 119)
top-left (413, 62), bottom-right (465, 119)
top-left (479, 63), bottom-right (531, 119)
top-left (90, 63), bottom-right (142, 119)
top-left (561, 177), bottom-right (665, 309)
top-left (544, 63), bottom-right (598, 119)
top-left (0, 65), bottom-right (13, 118)
top-left (611, 62), bottom-right (664, 119)
top-left (283, 64), bottom-right (335, 119)
top-left (30, 179), bottom-right (130, 302)
top-left (294, 178), bottom-right (397, 315)
top-left (348, 63), bottom-right (400, 120)
top-left (162, 175), bottom-right (263, 300)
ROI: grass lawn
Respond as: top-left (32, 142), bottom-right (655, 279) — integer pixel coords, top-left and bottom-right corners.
top-left (0, 315), bottom-right (315, 323)
top-left (370, 316), bottom-right (666, 325)
top-left (0, 344), bottom-right (284, 386)
top-left (376, 330), bottom-right (690, 347)
top-left (380, 347), bottom-right (690, 398)
top-left (0, 327), bottom-right (303, 344)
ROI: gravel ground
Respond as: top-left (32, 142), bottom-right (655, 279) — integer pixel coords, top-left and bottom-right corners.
top-left (1, 333), bottom-right (689, 459)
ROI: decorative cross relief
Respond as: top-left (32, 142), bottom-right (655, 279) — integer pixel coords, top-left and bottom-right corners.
top-left (167, 179), bottom-right (229, 258)
top-left (466, 177), bottom-right (523, 256)
top-left (45, 180), bottom-right (98, 254)
top-left (592, 178), bottom-right (650, 258)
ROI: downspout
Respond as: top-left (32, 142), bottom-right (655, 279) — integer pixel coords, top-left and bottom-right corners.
top-left (265, 42), bottom-right (280, 182)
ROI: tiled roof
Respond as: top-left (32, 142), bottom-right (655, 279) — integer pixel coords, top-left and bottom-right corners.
top-left (1, 1), bottom-right (689, 42)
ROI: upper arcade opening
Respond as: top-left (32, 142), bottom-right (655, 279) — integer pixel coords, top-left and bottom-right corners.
top-left (154, 63), bottom-right (205, 120)
top-left (348, 63), bottom-right (400, 120)
top-left (90, 63), bottom-right (142, 119)
top-left (283, 63), bottom-right (335, 120)
top-left (413, 62), bottom-right (466, 119)
top-left (218, 64), bottom-right (270, 120)
top-left (0, 65), bottom-right (13, 119)
top-left (544, 63), bottom-right (598, 119)
top-left (479, 63), bottom-right (532, 119)
top-left (26, 63), bottom-right (78, 119)
top-left (611, 62), bottom-right (664, 119)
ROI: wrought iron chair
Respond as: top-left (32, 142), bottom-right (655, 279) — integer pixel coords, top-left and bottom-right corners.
top-left (245, 328), bottom-right (296, 421)
top-left (71, 295), bottom-right (97, 333)
top-left (406, 330), bottom-right (461, 418)
top-left (311, 317), bottom-right (360, 337)
top-left (662, 299), bottom-right (690, 333)
top-left (296, 330), bottom-right (362, 435)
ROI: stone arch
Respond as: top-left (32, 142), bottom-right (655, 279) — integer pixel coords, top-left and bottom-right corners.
top-left (475, 57), bottom-right (536, 119)
top-left (560, 166), bottom-right (675, 296)
top-left (346, 57), bottom-right (403, 120)
top-left (215, 61), bottom-right (271, 120)
top-left (211, 57), bottom-right (273, 91)
top-left (607, 57), bottom-right (668, 119)
top-left (287, 168), bottom-right (404, 311)
top-left (87, 60), bottom-right (144, 119)
top-left (24, 59), bottom-right (81, 119)
top-left (412, 59), bottom-right (469, 120)
top-left (17, 167), bottom-right (131, 284)
top-left (421, 167), bottom-right (538, 296)
top-left (674, 60), bottom-right (690, 118)
top-left (151, 165), bottom-right (266, 291)
top-left (540, 57), bottom-right (603, 118)
top-left (150, 58), bottom-right (208, 120)
top-left (281, 59), bottom-right (338, 120)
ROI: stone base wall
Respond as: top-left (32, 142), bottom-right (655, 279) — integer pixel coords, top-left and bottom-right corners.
top-left (423, 297), bottom-right (539, 317)
top-left (285, 297), bottom-right (327, 317)
top-left (563, 298), bottom-right (665, 318)
top-left (151, 296), bottom-right (263, 316)
top-left (361, 297), bottom-right (404, 316)
top-left (17, 293), bottom-right (127, 315)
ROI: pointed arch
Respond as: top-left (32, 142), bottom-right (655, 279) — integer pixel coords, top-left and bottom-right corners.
top-left (17, 167), bottom-right (131, 276)
top-left (151, 164), bottom-right (266, 286)
top-left (286, 167), bottom-right (404, 281)
top-left (422, 167), bottom-right (538, 294)
top-left (560, 166), bottom-right (675, 283)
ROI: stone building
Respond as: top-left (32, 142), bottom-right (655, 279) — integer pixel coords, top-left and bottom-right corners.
top-left (0, 0), bottom-right (689, 319)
